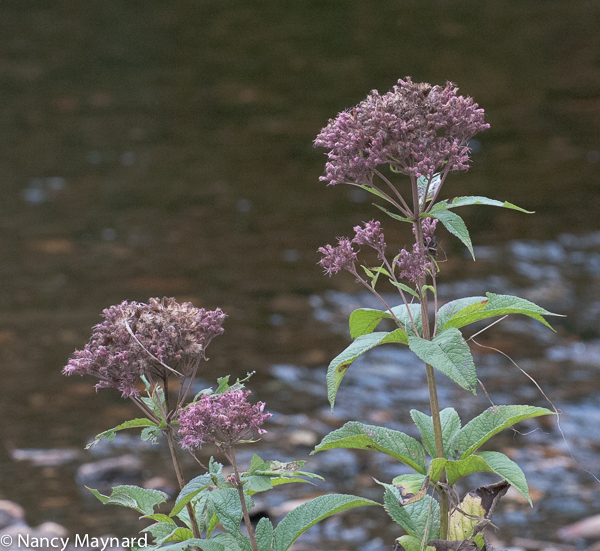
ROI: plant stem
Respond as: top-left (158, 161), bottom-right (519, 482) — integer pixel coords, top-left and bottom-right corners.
top-left (166, 426), bottom-right (202, 539)
top-left (411, 175), bottom-right (449, 539)
top-left (228, 448), bottom-right (260, 551)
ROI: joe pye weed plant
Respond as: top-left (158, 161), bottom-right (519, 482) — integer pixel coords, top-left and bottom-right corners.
top-left (63, 77), bottom-right (558, 551)
top-left (312, 77), bottom-right (558, 549)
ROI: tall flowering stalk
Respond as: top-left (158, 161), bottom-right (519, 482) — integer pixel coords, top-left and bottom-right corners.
top-left (314, 78), bottom-right (557, 545)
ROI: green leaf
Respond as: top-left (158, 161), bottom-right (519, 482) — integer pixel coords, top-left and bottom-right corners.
top-left (255, 517), bottom-right (274, 551)
top-left (143, 514), bottom-right (175, 523)
top-left (408, 329), bottom-right (477, 394)
top-left (435, 195), bottom-right (533, 214)
top-left (209, 488), bottom-right (254, 536)
top-left (437, 297), bottom-right (487, 331)
top-left (359, 184), bottom-right (395, 204)
top-left (272, 494), bottom-right (379, 551)
top-left (312, 421), bottom-right (427, 474)
top-left (426, 209), bottom-right (474, 260)
top-left (410, 408), bottom-right (462, 459)
top-left (85, 418), bottom-right (159, 449)
top-left (374, 202), bottom-right (413, 223)
top-left (452, 405), bottom-right (555, 459)
top-left (388, 474), bottom-right (430, 506)
top-left (206, 511), bottom-right (219, 537)
top-left (418, 173), bottom-right (442, 206)
top-left (327, 329), bottom-right (409, 410)
top-left (171, 473), bottom-right (213, 517)
top-left (242, 475), bottom-right (273, 494)
top-left (144, 522), bottom-right (182, 545)
top-left (86, 485), bottom-right (167, 515)
top-left (478, 451), bottom-right (531, 505)
top-left (392, 304), bottom-right (423, 337)
top-left (396, 535), bottom-right (436, 551)
top-left (349, 309), bottom-right (391, 339)
top-left (349, 305), bottom-right (421, 339)
top-left (160, 539), bottom-right (225, 551)
top-left (141, 426), bottom-right (162, 444)
top-left (380, 482), bottom-right (439, 540)
top-left (390, 474), bottom-right (428, 494)
top-left (442, 292), bottom-right (561, 331)
top-left (389, 280), bottom-right (420, 299)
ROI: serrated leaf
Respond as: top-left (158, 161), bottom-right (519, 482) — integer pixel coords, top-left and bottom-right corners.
top-left (437, 297), bottom-right (487, 331)
top-left (451, 405), bottom-right (555, 459)
top-left (85, 418), bottom-right (159, 449)
top-left (248, 454), bottom-right (268, 473)
top-left (209, 488), bottom-right (253, 536)
top-left (255, 517), bottom-right (274, 551)
top-left (409, 329), bottom-right (477, 394)
top-left (171, 474), bottom-right (213, 517)
top-left (242, 475), bottom-right (273, 494)
top-left (327, 329), bottom-right (409, 410)
top-left (435, 195), bottom-right (533, 214)
top-left (312, 421), bottom-right (427, 474)
top-left (478, 451), bottom-right (531, 505)
top-left (272, 494), bottom-right (379, 551)
top-left (380, 482), bottom-right (440, 540)
top-left (410, 408), bottom-right (462, 459)
top-left (396, 535), bottom-right (436, 551)
top-left (426, 209), bottom-right (474, 260)
top-left (443, 292), bottom-right (560, 331)
top-left (87, 485), bottom-right (167, 515)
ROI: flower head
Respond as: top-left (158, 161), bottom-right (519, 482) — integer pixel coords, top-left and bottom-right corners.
top-left (318, 238), bottom-right (358, 276)
top-left (353, 220), bottom-right (386, 258)
top-left (394, 244), bottom-right (432, 283)
top-left (314, 77), bottom-right (489, 185)
top-left (178, 390), bottom-right (271, 450)
top-left (63, 298), bottom-right (226, 397)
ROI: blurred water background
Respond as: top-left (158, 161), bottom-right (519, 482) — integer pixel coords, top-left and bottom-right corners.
top-left (1, 1), bottom-right (600, 548)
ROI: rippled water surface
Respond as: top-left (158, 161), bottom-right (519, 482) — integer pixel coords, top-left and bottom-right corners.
top-left (1, 1), bottom-right (600, 548)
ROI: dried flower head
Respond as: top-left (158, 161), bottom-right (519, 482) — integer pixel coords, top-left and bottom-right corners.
top-left (353, 220), bottom-right (386, 259)
top-left (314, 77), bottom-right (489, 185)
top-left (178, 390), bottom-right (271, 450)
top-left (318, 238), bottom-right (358, 276)
top-left (63, 298), bottom-right (226, 397)
top-left (394, 244), bottom-right (432, 283)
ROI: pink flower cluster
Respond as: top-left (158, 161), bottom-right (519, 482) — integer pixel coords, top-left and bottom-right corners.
top-left (63, 298), bottom-right (226, 397)
top-left (314, 77), bottom-right (489, 185)
top-left (317, 238), bottom-right (358, 277)
top-left (178, 390), bottom-right (271, 449)
top-left (394, 244), bottom-right (432, 283)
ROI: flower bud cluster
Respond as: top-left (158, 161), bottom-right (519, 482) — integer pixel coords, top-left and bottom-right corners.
top-left (314, 77), bottom-right (489, 185)
top-left (178, 390), bottom-right (271, 449)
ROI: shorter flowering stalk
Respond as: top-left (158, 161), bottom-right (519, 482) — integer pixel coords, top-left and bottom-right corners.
top-left (178, 390), bottom-right (271, 550)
